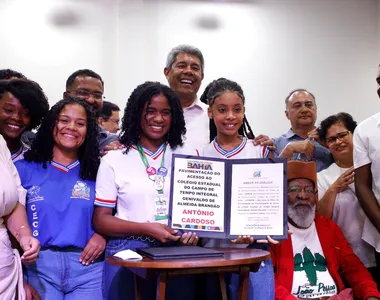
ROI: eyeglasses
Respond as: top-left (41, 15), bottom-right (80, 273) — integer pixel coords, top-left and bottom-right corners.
top-left (325, 130), bottom-right (351, 145)
top-left (288, 186), bottom-right (315, 195)
top-left (71, 89), bottom-right (104, 100)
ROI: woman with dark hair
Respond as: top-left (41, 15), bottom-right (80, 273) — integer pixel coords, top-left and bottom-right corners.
top-left (199, 77), bottom-right (256, 142)
top-left (198, 78), bottom-right (276, 300)
top-left (317, 112), bottom-right (377, 278)
top-left (14, 97), bottom-right (105, 300)
top-left (0, 79), bottom-right (49, 161)
top-left (93, 81), bottom-right (197, 300)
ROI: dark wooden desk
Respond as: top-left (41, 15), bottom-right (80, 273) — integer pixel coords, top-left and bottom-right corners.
top-left (107, 248), bottom-right (270, 300)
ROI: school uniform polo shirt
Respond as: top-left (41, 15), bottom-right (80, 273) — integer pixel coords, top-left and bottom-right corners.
top-left (95, 145), bottom-right (195, 223)
top-left (15, 159), bottom-right (95, 249)
top-left (197, 137), bottom-right (270, 248)
top-left (11, 144), bottom-right (28, 163)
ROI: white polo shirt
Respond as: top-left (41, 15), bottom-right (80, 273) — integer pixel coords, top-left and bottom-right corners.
top-left (198, 137), bottom-right (269, 248)
top-left (353, 112), bottom-right (380, 251)
top-left (95, 144), bottom-right (196, 223)
top-left (183, 98), bottom-right (209, 149)
top-left (318, 163), bottom-right (376, 267)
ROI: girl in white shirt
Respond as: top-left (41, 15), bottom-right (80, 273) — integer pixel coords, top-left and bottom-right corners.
top-left (198, 78), bottom-right (274, 300)
top-left (94, 81), bottom-right (197, 300)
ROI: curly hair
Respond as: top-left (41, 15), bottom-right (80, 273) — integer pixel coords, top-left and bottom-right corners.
top-left (0, 69), bottom-right (25, 80)
top-left (24, 97), bottom-right (100, 180)
top-left (119, 81), bottom-right (186, 153)
top-left (318, 112), bottom-right (357, 142)
top-left (200, 78), bottom-right (255, 142)
top-left (0, 79), bottom-right (49, 130)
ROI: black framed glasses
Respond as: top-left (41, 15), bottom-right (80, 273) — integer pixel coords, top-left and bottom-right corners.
top-left (288, 186), bottom-right (315, 195)
top-left (326, 130), bottom-right (351, 145)
top-left (72, 89), bottom-right (105, 100)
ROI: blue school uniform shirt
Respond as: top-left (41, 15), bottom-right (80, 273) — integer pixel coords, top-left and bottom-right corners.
top-left (15, 159), bottom-right (95, 249)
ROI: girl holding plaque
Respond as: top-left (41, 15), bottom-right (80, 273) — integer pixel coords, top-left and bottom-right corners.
top-left (93, 81), bottom-right (198, 300)
top-left (198, 78), bottom-right (276, 300)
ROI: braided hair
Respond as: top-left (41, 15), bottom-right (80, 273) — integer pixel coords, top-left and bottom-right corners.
top-left (200, 78), bottom-right (255, 142)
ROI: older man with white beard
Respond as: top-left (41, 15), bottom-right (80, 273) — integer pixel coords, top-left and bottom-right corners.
top-left (271, 161), bottom-right (380, 300)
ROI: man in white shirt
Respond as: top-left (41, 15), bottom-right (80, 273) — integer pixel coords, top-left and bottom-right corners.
top-left (164, 45), bottom-right (209, 149)
top-left (354, 64), bottom-right (380, 281)
top-left (271, 160), bottom-right (380, 300)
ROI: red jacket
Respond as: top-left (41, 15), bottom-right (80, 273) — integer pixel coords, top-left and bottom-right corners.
top-left (270, 216), bottom-right (380, 300)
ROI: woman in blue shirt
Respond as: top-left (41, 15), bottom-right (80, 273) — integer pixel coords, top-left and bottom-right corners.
top-left (15, 97), bottom-right (105, 300)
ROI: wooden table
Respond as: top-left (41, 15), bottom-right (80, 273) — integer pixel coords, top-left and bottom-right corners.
top-left (107, 248), bottom-right (270, 300)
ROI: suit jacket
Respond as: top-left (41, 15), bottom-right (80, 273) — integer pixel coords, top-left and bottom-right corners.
top-left (270, 216), bottom-right (380, 300)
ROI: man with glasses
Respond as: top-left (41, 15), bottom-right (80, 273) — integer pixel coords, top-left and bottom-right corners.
top-left (97, 101), bottom-right (120, 134)
top-left (271, 160), bottom-right (380, 300)
top-left (273, 89), bottom-right (333, 172)
top-left (64, 69), bottom-right (120, 153)
top-left (354, 65), bottom-right (380, 281)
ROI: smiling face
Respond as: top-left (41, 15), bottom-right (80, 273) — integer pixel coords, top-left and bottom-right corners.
top-left (285, 91), bottom-right (317, 130)
top-left (53, 103), bottom-right (87, 155)
top-left (65, 75), bottom-right (104, 111)
top-left (0, 92), bottom-right (31, 141)
top-left (287, 178), bottom-right (316, 228)
top-left (208, 91), bottom-right (245, 138)
top-left (139, 93), bottom-right (172, 147)
top-left (164, 52), bottom-right (204, 105)
top-left (325, 122), bottom-right (353, 161)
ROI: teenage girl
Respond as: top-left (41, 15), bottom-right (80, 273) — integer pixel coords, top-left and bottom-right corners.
top-left (198, 78), bottom-right (277, 300)
top-left (93, 81), bottom-right (198, 300)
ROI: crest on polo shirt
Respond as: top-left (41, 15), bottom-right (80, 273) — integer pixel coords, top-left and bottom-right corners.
top-left (27, 185), bottom-right (44, 203)
top-left (71, 181), bottom-right (90, 200)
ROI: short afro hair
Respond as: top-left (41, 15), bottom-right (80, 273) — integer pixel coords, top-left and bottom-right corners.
top-left (65, 69), bottom-right (104, 90)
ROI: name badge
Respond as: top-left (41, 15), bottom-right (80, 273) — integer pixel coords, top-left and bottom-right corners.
top-left (154, 196), bottom-right (168, 223)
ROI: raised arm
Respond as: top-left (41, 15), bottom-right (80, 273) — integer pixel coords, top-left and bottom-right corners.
top-left (317, 167), bottom-right (354, 217)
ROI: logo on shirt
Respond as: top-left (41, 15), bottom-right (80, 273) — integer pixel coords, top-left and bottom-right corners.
top-left (71, 181), bottom-right (90, 200)
top-left (27, 185), bottom-right (44, 203)
top-left (293, 247), bottom-right (336, 298)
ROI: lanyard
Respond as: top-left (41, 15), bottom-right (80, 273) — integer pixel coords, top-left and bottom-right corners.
top-left (136, 143), bottom-right (167, 195)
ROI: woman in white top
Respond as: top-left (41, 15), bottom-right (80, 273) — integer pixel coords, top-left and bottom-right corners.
top-left (93, 81), bottom-right (197, 300)
top-left (317, 112), bottom-right (377, 281)
top-left (0, 134), bottom-right (40, 299)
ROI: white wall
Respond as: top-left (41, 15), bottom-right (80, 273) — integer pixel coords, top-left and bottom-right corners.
top-left (1, 0), bottom-right (379, 137)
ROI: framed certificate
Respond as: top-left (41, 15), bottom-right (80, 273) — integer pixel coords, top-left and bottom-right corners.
top-left (168, 154), bottom-right (288, 240)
